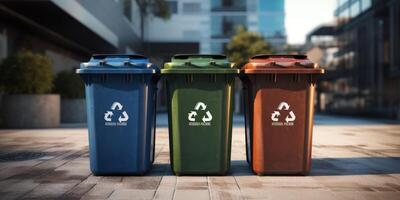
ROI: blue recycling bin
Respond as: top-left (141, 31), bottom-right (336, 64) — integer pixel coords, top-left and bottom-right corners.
top-left (77, 54), bottom-right (159, 175)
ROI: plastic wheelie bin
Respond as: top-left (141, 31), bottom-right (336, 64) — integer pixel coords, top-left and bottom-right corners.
top-left (162, 54), bottom-right (238, 175)
top-left (77, 54), bottom-right (159, 175)
top-left (241, 55), bottom-right (324, 175)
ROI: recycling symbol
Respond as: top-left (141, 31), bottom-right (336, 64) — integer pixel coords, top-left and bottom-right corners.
top-left (188, 102), bottom-right (213, 124)
top-left (271, 102), bottom-right (296, 125)
top-left (104, 102), bottom-right (129, 125)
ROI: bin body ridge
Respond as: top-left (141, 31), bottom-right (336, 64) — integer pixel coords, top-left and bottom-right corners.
top-left (162, 54), bottom-right (238, 175)
top-left (78, 54), bottom-right (158, 175)
top-left (242, 54), bottom-right (324, 175)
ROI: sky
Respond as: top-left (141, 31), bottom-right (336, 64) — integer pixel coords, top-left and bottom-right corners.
top-left (285, 0), bottom-right (336, 44)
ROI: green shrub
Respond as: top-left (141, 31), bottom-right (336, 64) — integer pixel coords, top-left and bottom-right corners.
top-left (53, 70), bottom-right (85, 99)
top-left (0, 50), bottom-right (53, 94)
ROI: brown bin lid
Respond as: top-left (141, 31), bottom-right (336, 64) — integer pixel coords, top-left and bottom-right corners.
top-left (242, 54), bottom-right (325, 74)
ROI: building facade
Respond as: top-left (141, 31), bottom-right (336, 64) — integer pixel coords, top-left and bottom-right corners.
top-left (146, 0), bottom-right (286, 59)
top-left (0, 0), bottom-right (142, 73)
top-left (324, 0), bottom-right (400, 118)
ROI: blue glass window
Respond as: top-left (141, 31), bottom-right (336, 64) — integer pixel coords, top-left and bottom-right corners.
top-left (259, 15), bottom-right (285, 37)
top-left (259, 0), bottom-right (284, 12)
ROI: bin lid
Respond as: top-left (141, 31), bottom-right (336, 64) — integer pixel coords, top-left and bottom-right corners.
top-left (77, 54), bottom-right (158, 74)
top-left (161, 54), bottom-right (239, 74)
top-left (242, 54), bottom-right (325, 74)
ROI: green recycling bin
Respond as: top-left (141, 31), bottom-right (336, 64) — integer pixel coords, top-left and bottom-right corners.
top-left (162, 54), bottom-right (239, 175)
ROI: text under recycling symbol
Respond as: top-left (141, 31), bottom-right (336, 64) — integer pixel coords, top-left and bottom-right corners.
top-left (188, 102), bottom-right (213, 126)
top-left (271, 102), bottom-right (296, 126)
top-left (104, 102), bottom-right (129, 126)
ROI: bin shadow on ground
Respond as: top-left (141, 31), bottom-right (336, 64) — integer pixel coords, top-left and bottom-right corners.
top-left (311, 157), bottom-right (400, 176)
top-left (148, 157), bottom-right (400, 176)
top-left (314, 114), bottom-right (400, 126)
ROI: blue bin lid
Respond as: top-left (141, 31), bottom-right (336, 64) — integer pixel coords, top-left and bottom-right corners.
top-left (77, 54), bottom-right (158, 74)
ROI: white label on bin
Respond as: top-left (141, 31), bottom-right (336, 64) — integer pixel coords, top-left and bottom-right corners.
top-left (104, 102), bottom-right (129, 126)
top-left (271, 101), bottom-right (296, 126)
top-left (188, 102), bottom-right (213, 126)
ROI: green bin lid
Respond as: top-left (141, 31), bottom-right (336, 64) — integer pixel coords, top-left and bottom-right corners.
top-left (161, 54), bottom-right (239, 74)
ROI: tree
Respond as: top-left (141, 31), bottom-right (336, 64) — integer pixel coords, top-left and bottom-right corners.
top-left (226, 26), bottom-right (273, 67)
top-left (134, 0), bottom-right (170, 43)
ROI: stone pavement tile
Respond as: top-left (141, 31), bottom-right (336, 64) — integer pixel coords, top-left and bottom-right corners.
top-left (81, 184), bottom-right (116, 199)
top-left (173, 189), bottom-right (210, 200)
top-left (0, 166), bottom-right (36, 180)
top-left (209, 176), bottom-right (239, 190)
top-left (21, 180), bottom-right (79, 199)
top-left (154, 187), bottom-right (175, 200)
top-left (242, 188), bottom-right (339, 200)
top-left (209, 177), bottom-right (242, 200)
top-left (81, 175), bottom-right (101, 184)
top-left (176, 176), bottom-right (208, 190)
top-left (0, 192), bottom-right (23, 200)
top-left (153, 176), bottom-right (177, 200)
top-left (108, 189), bottom-right (155, 200)
top-left (234, 176), bottom-right (263, 189)
top-left (122, 176), bottom-right (162, 190)
top-left (236, 188), bottom-right (268, 199)
top-left (0, 179), bottom-right (39, 200)
top-left (258, 176), bottom-right (324, 189)
top-left (318, 181), bottom-right (375, 192)
top-left (62, 182), bottom-right (95, 199)
top-left (313, 174), bottom-right (400, 192)
top-left (5, 166), bottom-right (57, 182)
top-left (0, 179), bottom-right (39, 194)
top-left (210, 189), bottom-right (242, 200)
top-left (37, 168), bottom-right (91, 183)
top-left (333, 191), bottom-right (400, 200)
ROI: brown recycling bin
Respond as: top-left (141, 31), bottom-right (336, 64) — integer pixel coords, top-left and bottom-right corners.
top-left (242, 55), bottom-right (324, 175)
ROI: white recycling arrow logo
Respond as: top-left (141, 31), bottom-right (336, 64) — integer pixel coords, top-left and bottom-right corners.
top-left (188, 111), bottom-right (197, 122)
top-left (202, 111), bottom-right (212, 122)
top-left (104, 102), bottom-right (129, 126)
top-left (104, 111), bottom-right (113, 122)
top-left (271, 101), bottom-right (296, 126)
top-left (271, 111), bottom-right (280, 122)
top-left (188, 102), bottom-right (213, 125)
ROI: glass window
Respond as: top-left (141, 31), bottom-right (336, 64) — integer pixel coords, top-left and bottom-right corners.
top-left (211, 15), bottom-right (247, 38)
top-left (210, 42), bottom-right (228, 54)
top-left (350, 1), bottom-right (360, 18)
top-left (182, 2), bottom-right (201, 13)
top-left (259, 0), bottom-right (284, 12)
top-left (211, 42), bottom-right (223, 53)
top-left (259, 15), bottom-right (285, 37)
top-left (361, 0), bottom-right (371, 11)
top-left (183, 30), bottom-right (201, 39)
top-left (167, 1), bottom-right (178, 14)
top-left (339, 0), bottom-right (348, 7)
top-left (247, 0), bottom-right (257, 12)
top-left (211, 0), bottom-right (246, 11)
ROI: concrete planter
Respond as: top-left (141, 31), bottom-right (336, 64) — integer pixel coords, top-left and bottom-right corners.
top-left (0, 94), bottom-right (60, 128)
top-left (61, 98), bottom-right (87, 124)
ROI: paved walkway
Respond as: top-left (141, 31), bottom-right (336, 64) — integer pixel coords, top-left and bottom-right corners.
top-left (0, 115), bottom-right (399, 199)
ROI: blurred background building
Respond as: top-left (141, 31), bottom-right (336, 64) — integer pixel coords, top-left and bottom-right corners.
top-left (0, 0), bottom-right (142, 73)
top-left (1, 0), bottom-right (399, 119)
top-left (146, 0), bottom-right (286, 62)
top-left (308, 0), bottom-right (400, 119)
top-left (0, 0), bottom-right (286, 112)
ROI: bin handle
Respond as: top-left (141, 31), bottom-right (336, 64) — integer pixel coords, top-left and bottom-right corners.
top-left (265, 62), bottom-right (318, 68)
top-left (98, 60), bottom-right (149, 68)
top-left (184, 61), bottom-right (231, 68)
